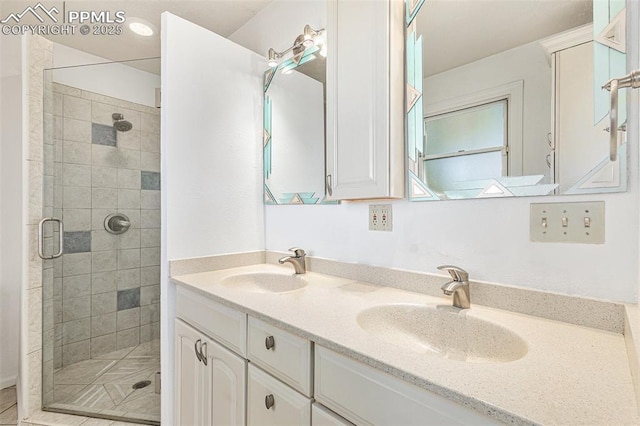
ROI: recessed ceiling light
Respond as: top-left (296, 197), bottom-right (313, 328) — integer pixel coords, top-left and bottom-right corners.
top-left (128, 18), bottom-right (155, 37)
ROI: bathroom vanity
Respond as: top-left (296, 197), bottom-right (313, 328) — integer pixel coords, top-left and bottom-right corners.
top-left (171, 261), bottom-right (639, 425)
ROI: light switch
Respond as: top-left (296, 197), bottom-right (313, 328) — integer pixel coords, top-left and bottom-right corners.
top-left (530, 202), bottom-right (605, 244)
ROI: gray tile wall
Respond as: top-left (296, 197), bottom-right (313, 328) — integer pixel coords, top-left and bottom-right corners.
top-left (52, 83), bottom-right (161, 368)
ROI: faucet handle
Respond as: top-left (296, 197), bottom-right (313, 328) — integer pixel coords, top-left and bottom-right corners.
top-left (437, 265), bottom-right (468, 282)
top-left (288, 247), bottom-right (306, 257)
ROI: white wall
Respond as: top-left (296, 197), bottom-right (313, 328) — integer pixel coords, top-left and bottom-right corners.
top-left (246, 0), bottom-right (638, 303)
top-left (0, 35), bottom-right (24, 389)
top-left (424, 40), bottom-right (552, 180)
top-left (161, 12), bottom-right (265, 423)
top-left (52, 44), bottom-right (160, 108)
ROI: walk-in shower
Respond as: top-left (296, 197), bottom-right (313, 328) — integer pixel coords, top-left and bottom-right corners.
top-left (40, 57), bottom-right (161, 425)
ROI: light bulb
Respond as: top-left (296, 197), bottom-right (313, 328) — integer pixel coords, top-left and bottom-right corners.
top-left (267, 49), bottom-right (278, 68)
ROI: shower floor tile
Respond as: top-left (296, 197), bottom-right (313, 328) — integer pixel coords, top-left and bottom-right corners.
top-left (48, 340), bottom-right (160, 424)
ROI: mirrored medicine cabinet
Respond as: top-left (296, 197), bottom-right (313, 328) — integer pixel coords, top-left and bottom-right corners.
top-left (263, 43), bottom-right (335, 205)
top-left (406, 0), bottom-right (629, 201)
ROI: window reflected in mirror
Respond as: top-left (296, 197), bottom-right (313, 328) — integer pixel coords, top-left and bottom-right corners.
top-left (406, 0), bottom-right (628, 201)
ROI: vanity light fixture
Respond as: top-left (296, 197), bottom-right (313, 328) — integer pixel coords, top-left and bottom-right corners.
top-left (267, 48), bottom-right (279, 67)
top-left (266, 24), bottom-right (325, 68)
top-left (128, 18), bottom-right (155, 37)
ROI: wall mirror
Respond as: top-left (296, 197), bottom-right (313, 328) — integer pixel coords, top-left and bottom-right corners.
top-left (406, 0), bottom-right (628, 201)
top-left (264, 39), bottom-right (333, 204)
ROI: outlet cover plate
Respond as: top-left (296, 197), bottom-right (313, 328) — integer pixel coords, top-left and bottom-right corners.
top-left (369, 204), bottom-right (392, 231)
top-left (530, 201), bottom-right (605, 244)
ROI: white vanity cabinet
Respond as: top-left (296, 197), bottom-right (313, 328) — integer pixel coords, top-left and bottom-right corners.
top-left (325, 0), bottom-right (405, 200)
top-left (312, 403), bottom-right (354, 426)
top-left (246, 318), bottom-right (314, 425)
top-left (174, 285), bottom-right (496, 425)
top-left (247, 317), bottom-right (313, 396)
top-left (174, 319), bottom-right (246, 426)
top-left (247, 364), bottom-right (312, 425)
top-left (315, 346), bottom-right (499, 425)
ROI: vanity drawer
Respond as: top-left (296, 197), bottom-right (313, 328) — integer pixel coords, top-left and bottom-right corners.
top-left (314, 346), bottom-right (499, 426)
top-left (312, 403), bottom-right (354, 426)
top-left (176, 285), bottom-right (247, 356)
top-left (247, 364), bottom-right (311, 426)
top-left (247, 316), bottom-right (312, 396)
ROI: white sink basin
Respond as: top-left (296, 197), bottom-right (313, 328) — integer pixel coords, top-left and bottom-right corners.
top-left (357, 304), bottom-right (527, 363)
top-left (220, 272), bottom-right (308, 293)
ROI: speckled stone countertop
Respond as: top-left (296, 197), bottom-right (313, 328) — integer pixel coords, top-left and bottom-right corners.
top-left (172, 263), bottom-right (639, 425)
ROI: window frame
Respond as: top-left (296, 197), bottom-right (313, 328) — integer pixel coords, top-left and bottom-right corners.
top-left (422, 80), bottom-right (524, 177)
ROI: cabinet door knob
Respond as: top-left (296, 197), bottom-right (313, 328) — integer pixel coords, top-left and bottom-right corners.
top-left (200, 342), bottom-right (208, 366)
top-left (265, 335), bottom-right (275, 350)
top-left (265, 394), bottom-right (275, 410)
top-left (194, 339), bottom-right (203, 362)
top-left (326, 174), bottom-right (333, 196)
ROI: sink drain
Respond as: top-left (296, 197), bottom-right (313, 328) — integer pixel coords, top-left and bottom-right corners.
top-left (132, 380), bottom-right (152, 390)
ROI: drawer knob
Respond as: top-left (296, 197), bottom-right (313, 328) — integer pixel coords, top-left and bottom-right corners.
top-left (265, 394), bottom-right (275, 410)
top-left (265, 335), bottom-right (275, 350)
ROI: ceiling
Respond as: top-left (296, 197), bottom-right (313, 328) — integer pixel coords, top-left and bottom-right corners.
top-left (0, 0), bottom-right (274, 73)
top-left (419, 0), bottom-right (593, 76)
top-left (1, 0), bottom-right (594, 77)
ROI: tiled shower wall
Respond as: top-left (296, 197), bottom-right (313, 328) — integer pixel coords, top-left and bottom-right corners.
top-left (51, 82), bottom-right (161, 369)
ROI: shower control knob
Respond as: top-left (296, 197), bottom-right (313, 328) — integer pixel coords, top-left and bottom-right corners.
top-left (104, 213), bottom-right (131, 235)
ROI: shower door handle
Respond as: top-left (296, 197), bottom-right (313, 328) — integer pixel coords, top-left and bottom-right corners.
top-left (38, 217), bottom-right (63, 260)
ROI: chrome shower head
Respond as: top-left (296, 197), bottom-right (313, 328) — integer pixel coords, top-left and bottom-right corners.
top-left (112, 113), bottom-right (133, 132)
top-left (114, 120), bottom-right (133, 132)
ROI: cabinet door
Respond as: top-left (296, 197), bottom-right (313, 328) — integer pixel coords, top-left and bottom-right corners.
top-left (247, 364), bottom-right (311, 426)
top-left (312, 403), bottom-right (354, 426)
top-left (206, 338), bottom-right (247, 426)
top-left (315, 346), bottom-right (499, 425)
top-left (326, 0), bottom-right (404, 200)
top-left (175, 319), bottom-right (211, 425)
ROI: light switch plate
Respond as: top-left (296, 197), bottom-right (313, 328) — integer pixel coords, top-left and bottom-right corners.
top-left (369, 204), bottom-right (392, 231)
top-left (530, 201), bottom-right (605, 244)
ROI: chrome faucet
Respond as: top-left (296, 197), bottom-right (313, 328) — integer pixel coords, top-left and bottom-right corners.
top-left (278, 247), bottom-right (306, 274)
top-left (437, 265), bottom-right (470, 309)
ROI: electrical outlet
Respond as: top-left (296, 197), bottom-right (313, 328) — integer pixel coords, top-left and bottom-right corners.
top-left (369, 204), bottom-right (392, 231)
top-left (530, 201), bottom-right (605, 244)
